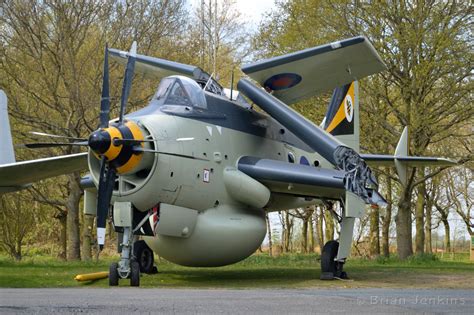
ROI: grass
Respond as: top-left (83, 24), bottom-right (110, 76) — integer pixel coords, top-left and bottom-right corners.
top-left (0, 253), bottom-right (473, 289)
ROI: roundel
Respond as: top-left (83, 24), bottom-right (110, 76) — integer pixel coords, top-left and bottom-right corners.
top-left (344, 94), bottom-right (354, 123)
top-left (264, 73), bottom-right (302, 91)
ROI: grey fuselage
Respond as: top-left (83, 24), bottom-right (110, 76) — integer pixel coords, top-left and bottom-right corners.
top-left (88, 86), bottom-right (331, 267)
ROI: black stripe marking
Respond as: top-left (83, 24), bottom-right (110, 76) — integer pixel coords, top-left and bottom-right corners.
top-left (111, 124), bottom-right (135, 168)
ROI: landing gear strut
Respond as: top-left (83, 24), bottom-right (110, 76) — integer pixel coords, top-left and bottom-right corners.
top-left (109, 226), bottom-right (140, 286)
top-left (320, 240), bottom-right (348, 280)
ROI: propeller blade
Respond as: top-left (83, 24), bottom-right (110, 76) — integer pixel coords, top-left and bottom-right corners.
top-left (24, 142), bottom-right (88, 148)
top-left (132, 147), bottom-right (210, 161)
top-left (118, 41), bottom-right (137, 123)
top-left (96, 157), bottom-right (116, 250)
top-left (99, 44), bottom-right (110, 128)
top-left (29, 131), bottom-right (87, 141)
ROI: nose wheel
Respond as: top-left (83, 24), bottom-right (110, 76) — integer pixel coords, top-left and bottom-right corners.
top-left (109, 262), bottom-right (119, 286)
top-left (108, 226), bottom-right (143, 287)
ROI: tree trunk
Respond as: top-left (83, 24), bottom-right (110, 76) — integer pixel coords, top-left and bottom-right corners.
top-left (425, 196), bottom-right (433, 254)
top-left (66, 173), bottom-right (82, 260)
top-left (58, 211), bottom-right (67, 260)
top-left (82, 214), bottom-right (94, 261)
top-left (283, 211), bottom-right (292, 252)
top-left (317, 206), bottom-right (324, 249)
top-left (442, 218), bottom-right (451, 252)
top-left (324, 205), bottom-right (334, 242)
top-left (415, 170), bottom-right (425, 255)
top-left (301, 218), bottom-right (308, 253)
top-left (265, 212), bottom-right (272, 256)
top-left (396, 186), bottom-right (414, 259)
top-left (369, 206), bottom-right (380, 257)
top-left (14, 239), bottom-right (22, 261)
top-left (381, 174), bottom-right (392, 257)
top-left (308, 210), bottom-right (315, 252)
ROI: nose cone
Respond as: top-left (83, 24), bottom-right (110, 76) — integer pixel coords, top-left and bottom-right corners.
top-left (88, 130), bottom-right (111, 154)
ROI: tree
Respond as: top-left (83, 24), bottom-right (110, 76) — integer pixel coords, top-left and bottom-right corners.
top-left (253, 0), bottom-right (472, 259)
top-left (368, 205), bottom-right (381, 257)
top-left (380, 171), bottom-right (393, 257)
top-left (291, 207), bottom-right (314, 253)
top-left (265, 212), bottom-right (273, 256)
top-left (183, 0), bottom-right (250, 89)
top-left (415, 168), bottom-right (426, 255)
top-left (447, 167), bottom-right (473, 237)
top-left (0, 0), bottom-right (189, 260)
top-left (0, 193), bottom-right (37, 261)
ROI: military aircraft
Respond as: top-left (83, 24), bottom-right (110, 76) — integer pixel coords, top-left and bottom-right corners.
top-left (0, 36), bottom-right (455, 286)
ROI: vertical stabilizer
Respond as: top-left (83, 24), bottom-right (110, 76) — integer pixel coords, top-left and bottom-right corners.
top-left (0, 90), bottom-right (16, 164)
top-left (321, 81), bottom-right (359, 152)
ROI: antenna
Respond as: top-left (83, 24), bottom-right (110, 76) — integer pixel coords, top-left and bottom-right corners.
top-left (204, 73), bottom-right (214, 91)
top-left (230, 69), bottom-right (234, 100)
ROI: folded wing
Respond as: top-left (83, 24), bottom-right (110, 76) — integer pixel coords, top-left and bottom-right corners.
top-left (242, 36), bottom-right (386, 104)
top-left (238, 156), bottom-right (346, 200)
top-left (109, 48), bottom-right (207, 80)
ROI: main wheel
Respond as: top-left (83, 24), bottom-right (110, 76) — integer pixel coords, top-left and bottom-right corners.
top-left (133, 240), bottom-right (155, 274)
top-left (130, 261), bottom-right (140, 287)
top-left (109, 262), bottom-right (119, 286)
top-left (320, 240), bottom-right (339, 279)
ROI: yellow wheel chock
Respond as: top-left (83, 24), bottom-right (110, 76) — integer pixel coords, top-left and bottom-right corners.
top-left (74, 271), bottom-right (109, 281)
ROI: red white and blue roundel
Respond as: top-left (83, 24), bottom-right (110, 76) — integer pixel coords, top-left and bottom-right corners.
top-left (264, 73), bottom-right (302, 91)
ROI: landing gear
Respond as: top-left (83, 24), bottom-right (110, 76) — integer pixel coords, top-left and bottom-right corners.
top-left (108, 226), bottom-right (139, 286)
top-left (109, 262), bottom-right (119, 286)
top-left (130, 261), bottom-right (140, 287)
top-left (320, 240), bottom-right (348, 280)
top-left (133, 240), bottom-right (157, 274)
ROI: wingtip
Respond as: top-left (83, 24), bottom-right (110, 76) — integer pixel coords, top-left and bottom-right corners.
top-left (130, 41), bottom-right (137, 56)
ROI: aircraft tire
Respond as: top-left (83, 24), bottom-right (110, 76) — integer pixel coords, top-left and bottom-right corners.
top-left (320, 240), bottom-right (339, 279)
top-left (109, 263), bottom-right (119, 286)
top-left (133, 240), bottom-right (155, 274)
top-left (130, 261), bottom-right (140, 287)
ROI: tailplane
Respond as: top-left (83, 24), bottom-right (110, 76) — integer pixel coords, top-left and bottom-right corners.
top-left (0, 90), bottom-right (16, 164)
top-left (321, 81), bottom-right (359, 152)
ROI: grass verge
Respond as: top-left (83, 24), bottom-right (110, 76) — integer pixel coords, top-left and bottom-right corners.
top-left (0, 253), bottom-right (472, 289)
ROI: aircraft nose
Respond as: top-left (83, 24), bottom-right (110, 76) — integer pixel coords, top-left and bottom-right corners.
top-left (88, 129), bottom-right (111, 154)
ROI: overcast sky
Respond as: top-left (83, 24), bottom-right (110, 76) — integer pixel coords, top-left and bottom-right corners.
top-left (189, 0), bottom-right (276, 28)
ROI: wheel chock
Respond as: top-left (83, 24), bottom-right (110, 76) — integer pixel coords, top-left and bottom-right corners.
top-left (74, 271), bottom-right (109, 281)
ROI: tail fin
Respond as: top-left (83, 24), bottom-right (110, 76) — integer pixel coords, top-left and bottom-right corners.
top-left (321, 81), bottom-right (359, 152)
top-left (0, 90), bottom-right (16, 164)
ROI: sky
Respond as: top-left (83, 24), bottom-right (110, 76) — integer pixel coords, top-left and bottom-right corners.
top-left (189, 0), bottom-right (277, 29)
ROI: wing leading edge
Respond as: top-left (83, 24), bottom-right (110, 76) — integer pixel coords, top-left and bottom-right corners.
top-left (361, 154), bottom-right (457, 167)
top-left (0, 152), bottom-right (88, 194)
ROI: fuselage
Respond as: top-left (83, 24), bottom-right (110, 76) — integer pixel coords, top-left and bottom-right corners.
top-left (88, 76), bottom-right (331, 266)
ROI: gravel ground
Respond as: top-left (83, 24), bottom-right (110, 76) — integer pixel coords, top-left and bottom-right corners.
top-left (1, 288), bottom-right (473, 314)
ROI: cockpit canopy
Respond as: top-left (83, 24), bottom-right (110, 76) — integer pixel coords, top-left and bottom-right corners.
top-left (154, 75), bottom-right (207, 109)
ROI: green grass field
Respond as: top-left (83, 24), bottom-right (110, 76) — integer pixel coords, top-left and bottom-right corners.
top-left (1, 253), bottom-right (473, 289)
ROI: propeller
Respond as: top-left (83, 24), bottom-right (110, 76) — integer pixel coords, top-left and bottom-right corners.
top-left (24, 42), bottom-right (147, 250)
top-left (93, 41), bottom-right (138, 250)
top-left (29, 131), bottom-right (87, 142)
top-left (23, 142), bottom-right (87, 148)
top-left (94, 43), bottom-right (113, 251)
